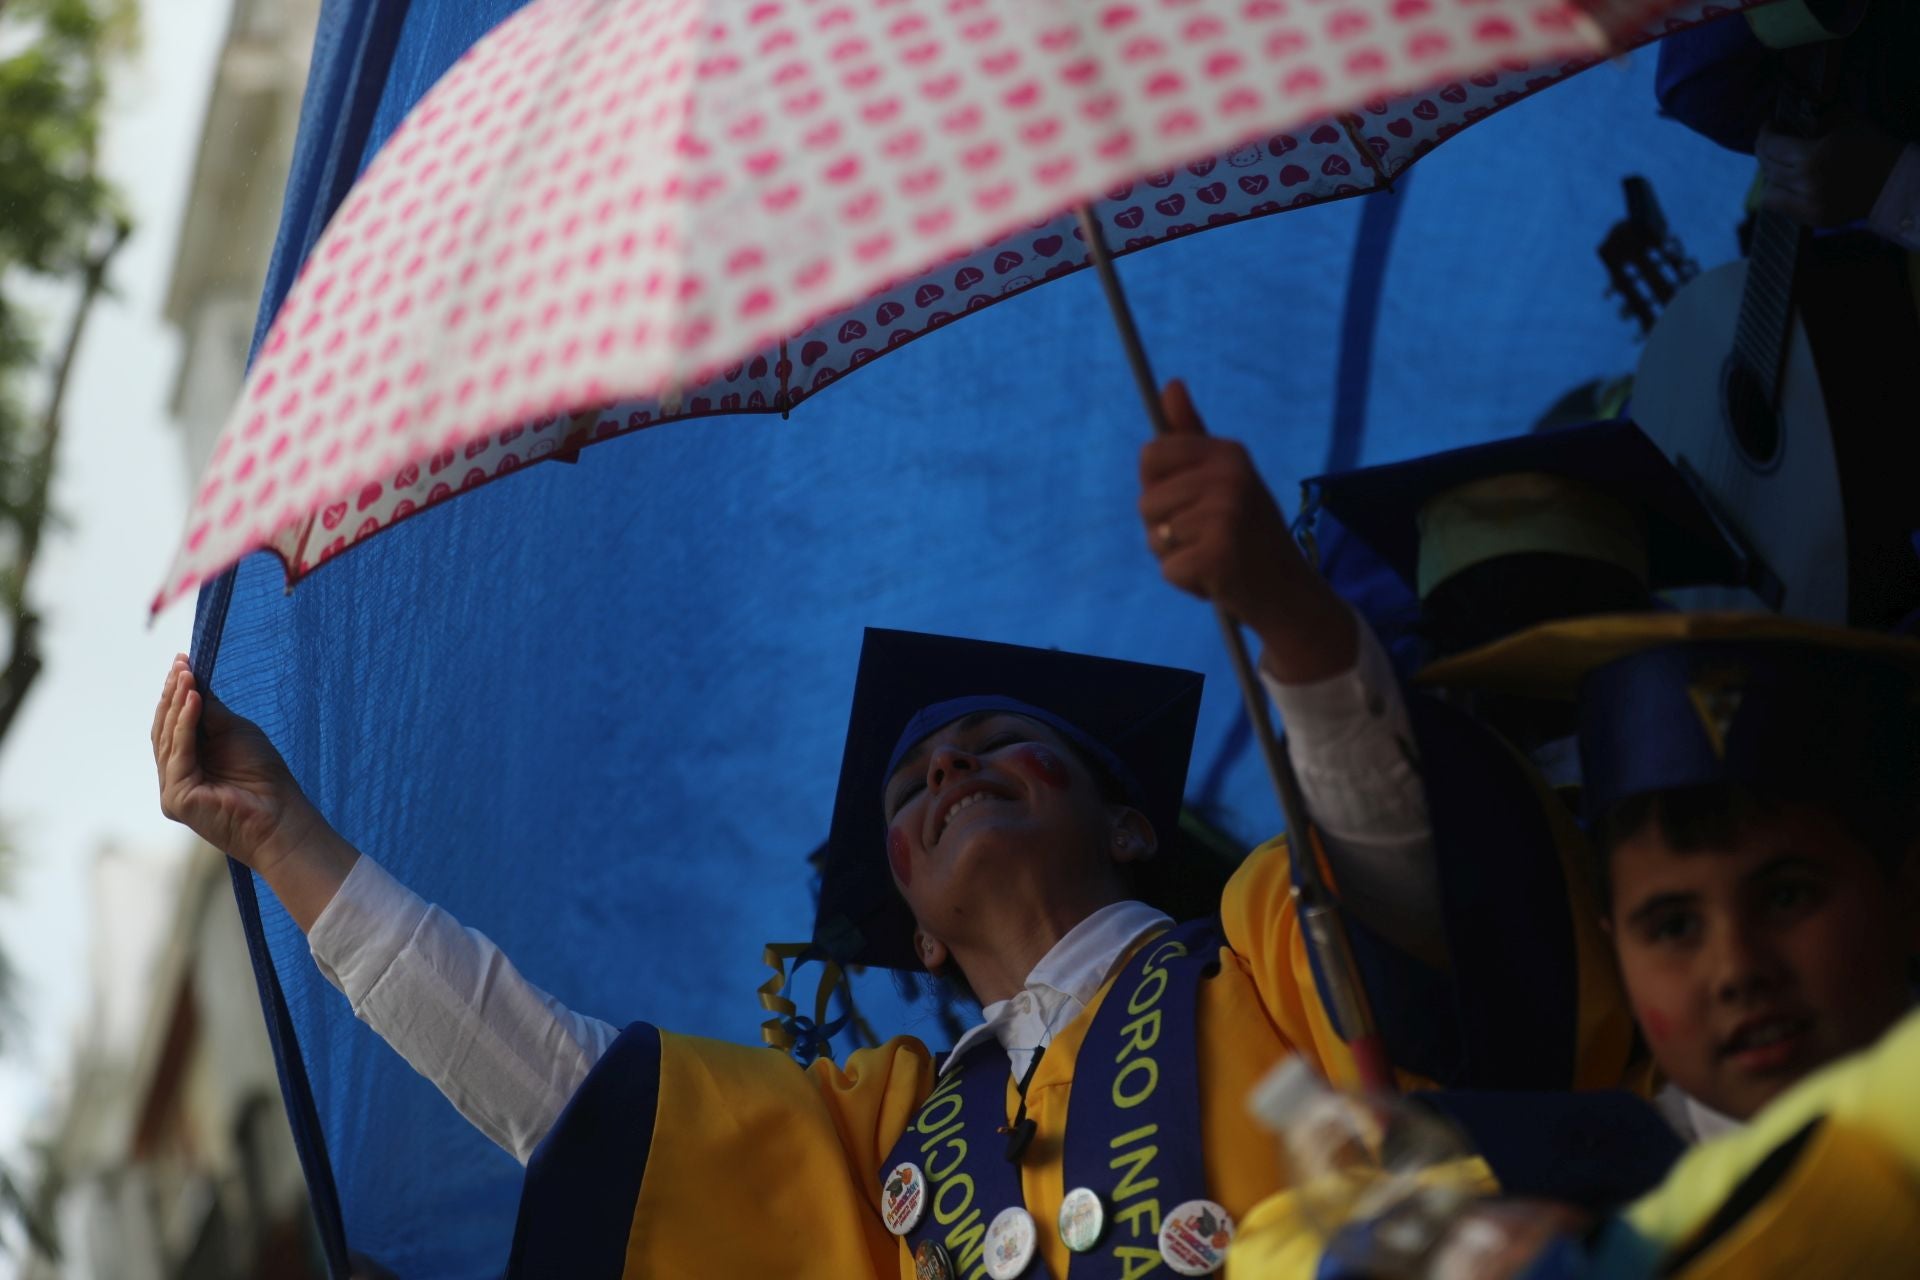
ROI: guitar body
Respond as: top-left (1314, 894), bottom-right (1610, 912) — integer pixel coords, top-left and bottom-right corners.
top-left (1633, 258), bottom-right (1851, 623)
top-left (1634, 18), bottom-right (1920, 628)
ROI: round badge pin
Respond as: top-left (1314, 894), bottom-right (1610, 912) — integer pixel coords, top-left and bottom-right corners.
top-left (984, 1205), bottom-right (1038, 1280)
top-left (1057, 1186), bottom-right (1106, 1254)
top-left (914, 1237), bottom-right (955, 1280)
top-left (882, 1161), bottom-right (928, 1236)
top-left (1157, 1198), bottom-right (1235, 1276)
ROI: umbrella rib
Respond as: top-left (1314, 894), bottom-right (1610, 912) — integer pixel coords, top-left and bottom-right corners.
top-left (286, 512), bottom-right (320, 587)
top-left (1338, 113), bottom-right (1396, 194)
top-left (778, 337), bottom-right (791, 420)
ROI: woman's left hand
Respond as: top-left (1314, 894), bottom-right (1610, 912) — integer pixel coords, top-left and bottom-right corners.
top-left (1138, 381), bottom-right (1356, 684)
top-left (1138, 380), bottom-right (1300, 635)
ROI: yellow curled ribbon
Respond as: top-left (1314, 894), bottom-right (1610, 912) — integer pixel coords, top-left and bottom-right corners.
top-left (758, 942), bottom-right (877, 1064)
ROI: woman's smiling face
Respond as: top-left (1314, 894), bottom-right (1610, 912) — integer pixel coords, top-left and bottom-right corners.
top-left (881, 711), bottom-right (1140, 954)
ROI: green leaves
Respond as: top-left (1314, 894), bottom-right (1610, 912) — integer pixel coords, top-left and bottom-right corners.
top-left (0, 0), bottom-right (135, 642)
top-left (0, 0), bottom-right (132, 276)
top-left (0, 4), bottom-right (136, 1256)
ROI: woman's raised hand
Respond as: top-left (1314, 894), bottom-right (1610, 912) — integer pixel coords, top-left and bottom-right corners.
top-left (1138, 380), bottom-right (1299, 635)
top-left (1138, 380), bottom-right (1357, 685)
top-left (153, 656), bottom-right (310, 869)
top-left (153, 657), bottom-right (357, 928)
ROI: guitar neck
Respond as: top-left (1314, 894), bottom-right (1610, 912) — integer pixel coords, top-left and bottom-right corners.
top-left (1727, 34), bottom-right (1844, 398)
top-left (1729, 208), bottom-right (1805, 396)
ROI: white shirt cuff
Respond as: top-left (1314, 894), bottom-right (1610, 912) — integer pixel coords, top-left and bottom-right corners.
top-left (1259, 608), bottom-right (1444, 968)
top-left (1260, 606), bottom-right (1429, 844)
top-left (308, 852), bottom-right (430, 1007)
top-left (306, 853), bottom-right (619, 1163)
top-left (1869, 143), bottom-right (1920, 252)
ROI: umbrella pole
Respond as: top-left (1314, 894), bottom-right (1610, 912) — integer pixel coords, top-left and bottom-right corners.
top-left (1073, 203), bottom-right (1395, 1094)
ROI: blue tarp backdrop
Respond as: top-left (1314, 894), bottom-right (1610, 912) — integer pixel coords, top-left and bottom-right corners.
top-left (195, 3), bottom-right (1758, 1274)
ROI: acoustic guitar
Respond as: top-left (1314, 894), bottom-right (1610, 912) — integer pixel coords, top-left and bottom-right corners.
top-left (1627, 33), bottom-right (1919, 627)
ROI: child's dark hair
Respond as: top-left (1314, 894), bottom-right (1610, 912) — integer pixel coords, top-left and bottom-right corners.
top-left (1590, 781), bottom-right (1920, 908)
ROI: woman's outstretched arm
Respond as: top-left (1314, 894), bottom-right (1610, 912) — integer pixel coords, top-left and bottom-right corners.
top-left (153, 657), bottom-right (617, 1161)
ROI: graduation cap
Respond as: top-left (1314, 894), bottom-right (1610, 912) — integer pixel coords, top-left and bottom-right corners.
top-left (1416, 612), bottom-right (1920, 822)
top-left (1301, 421), bottom-right (1752, 603)
top-left (812, 628), bottom-right (1209, 971)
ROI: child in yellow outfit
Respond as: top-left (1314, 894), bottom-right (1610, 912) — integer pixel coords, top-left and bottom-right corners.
top-left (1231, 614), bottom-right (1920, 1278)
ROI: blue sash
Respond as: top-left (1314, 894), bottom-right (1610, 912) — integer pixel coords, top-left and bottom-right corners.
top-left (1061, 919), bottom-right (1220, 1278)
top-left (885, 918), bottom-right (1223, 1279)
top-left (895, 1037), bottom-right (1030, 1278)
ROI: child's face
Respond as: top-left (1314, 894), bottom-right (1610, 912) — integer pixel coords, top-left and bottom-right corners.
top-left (1607, 803), bottom-right (1916, 1121)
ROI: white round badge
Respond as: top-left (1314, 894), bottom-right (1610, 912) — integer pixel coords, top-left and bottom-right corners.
top-left (1157, 1198), bottom-right (1235, 1276)
top-left (881, 1162), bottom-right (928, 1236)
top-left (984, 1206), bottom-right (1038, 1280)
top-left (1057, 1186), bottom-right (1106, 1254)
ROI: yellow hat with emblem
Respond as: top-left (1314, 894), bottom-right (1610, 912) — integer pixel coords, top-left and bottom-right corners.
top-left (1417, 612), bottom-right (1920, 822)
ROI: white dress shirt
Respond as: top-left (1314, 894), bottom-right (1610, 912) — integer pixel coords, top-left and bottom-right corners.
top-left (309, 856), bottom-right (622, 1163)
top-left (307, 609), bottom-right (1437, 1163)
top-left (943, 900), bottom-right (1173, 1080)
top-left (308, 863), bottom-right (1175, 1162)
top-left (1653, 1084), bottom-right (1745, 1146)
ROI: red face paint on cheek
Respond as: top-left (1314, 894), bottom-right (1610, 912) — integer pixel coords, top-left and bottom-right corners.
top-left (1638, 1004), bottom-right (1675, 1045)
top-left (1009, 743), bottom-right (1069, 791)
top-left (887, 827), bottom-right (912, 888)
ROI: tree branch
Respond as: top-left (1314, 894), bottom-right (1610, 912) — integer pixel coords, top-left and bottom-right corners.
top-left (0, 216), bottom-right (131, 747)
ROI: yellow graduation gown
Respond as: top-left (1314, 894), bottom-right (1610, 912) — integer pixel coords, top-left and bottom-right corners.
top-left (507, 834), bottom-right (1635, 1279)
top-left (1621, 1005), bottom-right (1920, 1279)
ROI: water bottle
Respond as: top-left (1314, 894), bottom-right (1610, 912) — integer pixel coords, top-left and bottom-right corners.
top-left (1247, 1057), bottom-right (1480, 1278)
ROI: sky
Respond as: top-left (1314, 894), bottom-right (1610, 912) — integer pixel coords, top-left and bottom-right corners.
top-left (0, 0), bottom-right (230, 1168)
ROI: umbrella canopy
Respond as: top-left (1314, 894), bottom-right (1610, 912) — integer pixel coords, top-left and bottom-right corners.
top-left (156, 0), bottom-right (1768, 609)
top-left (198, 5), bottom-right (1765, 1267)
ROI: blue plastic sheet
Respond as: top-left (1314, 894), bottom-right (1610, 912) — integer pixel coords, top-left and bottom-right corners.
top-left (203, 4), bottom-right (1758, 1272)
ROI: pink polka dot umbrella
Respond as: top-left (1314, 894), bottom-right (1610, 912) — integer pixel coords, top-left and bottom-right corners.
top-left (155, 0), bottom-right (1764, 613)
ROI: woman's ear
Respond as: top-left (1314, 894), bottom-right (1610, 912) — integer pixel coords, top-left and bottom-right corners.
top-left (1108, 808), bottom-right (1158, 865)
top-left (914, 930), bottom-right (950, 973)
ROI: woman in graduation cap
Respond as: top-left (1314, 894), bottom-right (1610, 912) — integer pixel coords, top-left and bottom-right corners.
top-left (150, 389), bottom-right (1655, 1280)
top-left (152, 635), bottom-right (1373, 1279)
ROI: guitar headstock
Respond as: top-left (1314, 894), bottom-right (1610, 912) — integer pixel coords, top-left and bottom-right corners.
top-left (1598, 176), bottom-right (1699, 338)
